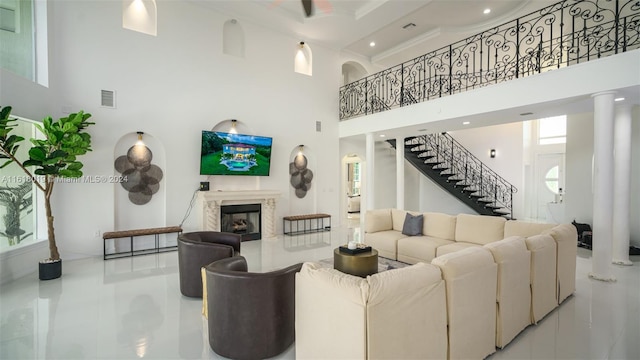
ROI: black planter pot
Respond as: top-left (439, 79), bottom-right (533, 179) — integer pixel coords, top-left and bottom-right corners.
top-left (39, 260), bottom-right (62, 280)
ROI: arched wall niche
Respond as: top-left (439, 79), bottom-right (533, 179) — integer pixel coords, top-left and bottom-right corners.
top-left (113, 131), bottom-right (166, 232)
top-left (288, 144), bottom-right (316, 214)
top-left (342, 61), bottom-right (368, 85)
top-left (223, 19), bottom-right (245, 58)
top-left (294, 42), bottom-right (312, 76)
top-left (122, 0), bottom-right (157, 36)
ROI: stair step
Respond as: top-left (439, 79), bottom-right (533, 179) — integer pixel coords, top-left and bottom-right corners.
top-left (493, 209), bottom-right (511, 215)
top-left (485, 204), bottom-right (503, 209)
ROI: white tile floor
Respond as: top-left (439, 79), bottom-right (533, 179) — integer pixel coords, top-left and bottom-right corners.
top-left (0, 225), bottom-right (638, 360)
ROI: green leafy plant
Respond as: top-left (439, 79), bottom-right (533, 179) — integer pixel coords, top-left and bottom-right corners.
top-left (0, 105), bottom-right (94, 260)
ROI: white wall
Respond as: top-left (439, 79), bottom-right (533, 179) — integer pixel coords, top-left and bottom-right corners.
top-left (0, 0), bottom-right (342, 275)
top-left (565, 107), bottom-right (640, 247)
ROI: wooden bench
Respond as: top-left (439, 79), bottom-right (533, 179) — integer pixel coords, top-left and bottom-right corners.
top-left (103, 226), bottom-right (182, 260)
top-left (283, 214), bottom-right (331, 236)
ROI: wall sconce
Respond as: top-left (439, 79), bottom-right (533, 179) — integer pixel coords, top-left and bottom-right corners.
top-left (230, 119), bottom-right (238, 134)
top-left (299, 41), bottom-right (305, 48)
top-left (490, 149), bottom-right (496, 158)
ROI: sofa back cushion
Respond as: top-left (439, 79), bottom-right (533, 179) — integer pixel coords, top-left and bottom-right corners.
top-left (365, 209), bottom-right (393, 233)
top-left (367, 263), bottom-right (448, 360)
top-left (392, 209), bottom-right (409, 231)
top-left (504, 220), bottom-right (556, 238)
top-left (423, 212), bottom-right (457, 240)
top-left (295, 262), bottom-right (369, 360)
top-left (455, 213), bottom-right (506, 245)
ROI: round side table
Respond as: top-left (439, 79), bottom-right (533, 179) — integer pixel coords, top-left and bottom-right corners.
top-left (333, 248), bottom-right (378, 277)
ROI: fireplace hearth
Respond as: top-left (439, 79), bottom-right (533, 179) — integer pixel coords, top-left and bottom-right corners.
top-left (220, 204), bottom-right (261, 241)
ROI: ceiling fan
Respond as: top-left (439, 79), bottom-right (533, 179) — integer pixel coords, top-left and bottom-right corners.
top-left (271, 0), bottom-right (333, 17)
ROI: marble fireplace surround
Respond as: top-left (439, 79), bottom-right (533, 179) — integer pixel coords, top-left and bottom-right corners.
top-left (198, 190), bottom-right (280, 239)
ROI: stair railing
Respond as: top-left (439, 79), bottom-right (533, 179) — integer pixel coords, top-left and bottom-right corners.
top-left (409, 133), bottom-right (518, 218)
top-left (339, 0), bottom-right (640, 120)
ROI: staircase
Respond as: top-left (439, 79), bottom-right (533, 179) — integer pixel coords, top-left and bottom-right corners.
top-left (389, 133), bottom-right (517, 219)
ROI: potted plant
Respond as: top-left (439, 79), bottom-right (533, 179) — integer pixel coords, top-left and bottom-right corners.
top-left (0, 105), bottom-right (95, 280)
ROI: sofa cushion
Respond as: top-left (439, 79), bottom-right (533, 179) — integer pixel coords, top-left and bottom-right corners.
top-left (365, 209), bottom-right (393, 233)
top-left (423, 212), bottom-right (457, 240)
top-left (524, 234), bottom-right (558, 323)
top-left (364, 230), bottom-right (408, 260)
top-left (398, 236), bottom-right (455, 264)
top-left (436, 241), bottom-right (480, 257)
top-left (402, 213), bottom-right (424, 236)
top-left (504, 220), bottom-right (556, 238)
top-left (295, 262), bottom-right (368, 360)
top-left (366, 263), bottom-right (448, 360)
top-left (392, 209), bottom-right (409, 231)
top-left (455, 213), bottom-right (506, 245)
top-left (484, 236), bottom-right (531, 348)
top-left (542, 224), bottom-right (578, 304)
top-left (431, 247), bottom-right (497, 360)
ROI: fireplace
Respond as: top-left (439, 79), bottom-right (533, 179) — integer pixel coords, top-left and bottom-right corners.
top-left (198, 190), bottom-right (280, 239)
top-left (220, 204), bottom-right (261, 241)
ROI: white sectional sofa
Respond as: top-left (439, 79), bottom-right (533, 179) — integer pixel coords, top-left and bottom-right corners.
top-left (365, 209), bottom-right (577, 305)
top-left (294, 209), bottom-right (577, 359)
top-left (295, 262), bottom-right (448, 360)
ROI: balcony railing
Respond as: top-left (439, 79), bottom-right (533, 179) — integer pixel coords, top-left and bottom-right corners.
top-left (339, 0), bottom-right (640, 120)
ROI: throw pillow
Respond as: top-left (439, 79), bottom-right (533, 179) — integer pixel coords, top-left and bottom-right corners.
top-left (402, 213), bottom-right (423, 236)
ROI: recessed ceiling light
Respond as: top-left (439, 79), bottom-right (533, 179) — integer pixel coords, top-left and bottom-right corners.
top-left (379, 134), bottom-right (386, 138)
top-left (418, 128), bottom-right (427, 132)
top-left (614, 97), bottom-right (625, 102)
top-left (402, 23), bottom-right (416, 30)
top-left (520, 112), bottom-right (534, 116)
top-left (369, 41), bottom-right (376, 47)
top-left (463, 121), bottom-right (470, 125)
top-left (483, 8), bottom-right (491, 14)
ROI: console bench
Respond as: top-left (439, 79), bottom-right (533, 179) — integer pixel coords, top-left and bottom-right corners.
top-left (103, 226), bottom-right (182, 260)
top-left (283, 213), bottom-right (331, 235)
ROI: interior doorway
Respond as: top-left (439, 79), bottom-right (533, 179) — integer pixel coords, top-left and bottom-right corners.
top-left (342, 155), bottom-right (363, 229)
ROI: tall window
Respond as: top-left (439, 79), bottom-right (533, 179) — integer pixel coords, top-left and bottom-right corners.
top-left (0, 0), bottom-right (48, 86)
top-left (0, 117), bottom-right (44, 254)
top-left (538, 115), bottom-right (567, 145)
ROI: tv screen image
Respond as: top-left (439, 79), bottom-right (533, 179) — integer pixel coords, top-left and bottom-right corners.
top-left (200, 130), bottom-right (273, 176)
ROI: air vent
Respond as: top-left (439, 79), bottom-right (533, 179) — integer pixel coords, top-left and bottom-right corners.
top-left (316, 121), bottom-right (321, 132)
top-left (101, 90), bottom-right (116, 108)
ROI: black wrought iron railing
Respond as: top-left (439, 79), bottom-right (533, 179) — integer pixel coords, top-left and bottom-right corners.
top-left (339, 0), bottom-right (640, 120)
top-left (407, 133), bottom-right (517, 218)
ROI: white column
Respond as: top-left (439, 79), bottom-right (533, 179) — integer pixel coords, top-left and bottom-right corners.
top-left (612, 104), bottom-right (633, 265)
top-left (396, 136), bottom-right (405, 210)
top-left (589, 91), bottom-right (616, 282)
top-left (366, 133), bottom-right (375, 210)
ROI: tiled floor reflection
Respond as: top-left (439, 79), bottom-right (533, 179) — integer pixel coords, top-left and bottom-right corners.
top-left (1, 227), bottom-right (638, 360)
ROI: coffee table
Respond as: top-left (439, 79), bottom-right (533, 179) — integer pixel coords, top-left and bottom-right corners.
top-left (333, 247), bottom-right (378, 277)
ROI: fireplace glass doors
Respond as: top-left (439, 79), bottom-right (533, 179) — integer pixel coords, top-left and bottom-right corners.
top-left (220, 204), bottom-right (261, 241)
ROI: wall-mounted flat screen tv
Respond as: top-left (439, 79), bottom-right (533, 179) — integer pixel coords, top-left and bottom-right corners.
top-left (200, 130), bottom-right (273, 176)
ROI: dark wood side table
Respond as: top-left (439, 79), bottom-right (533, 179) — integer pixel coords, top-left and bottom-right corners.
top-left (333, 247), bottom-right (378, 277)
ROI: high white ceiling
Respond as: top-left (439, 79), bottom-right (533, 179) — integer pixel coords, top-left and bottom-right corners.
top-left (193, 0), bottom-right (557, 67)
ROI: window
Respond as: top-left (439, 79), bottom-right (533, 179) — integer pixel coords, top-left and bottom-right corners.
top-left (545, 165), bottom-right (560, 194)
top-left (0, 117), bottom-right (45, 254)
top-left (538, 115), bottom-right (566, 145)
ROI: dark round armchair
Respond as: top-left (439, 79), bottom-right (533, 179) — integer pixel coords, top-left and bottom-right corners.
top-left (204, 256), bottom-right (303, 360)
top-left (177, 231), bottom-right (242, 298)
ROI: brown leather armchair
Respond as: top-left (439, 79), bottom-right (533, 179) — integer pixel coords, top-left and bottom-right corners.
top-left (204, 256), bottom-right (303, 360)
top-left (177, 231), bottom-right (241, 298)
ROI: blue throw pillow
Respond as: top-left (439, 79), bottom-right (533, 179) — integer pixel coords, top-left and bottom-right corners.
top-left (402, 213), bottom-right (423, 236)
